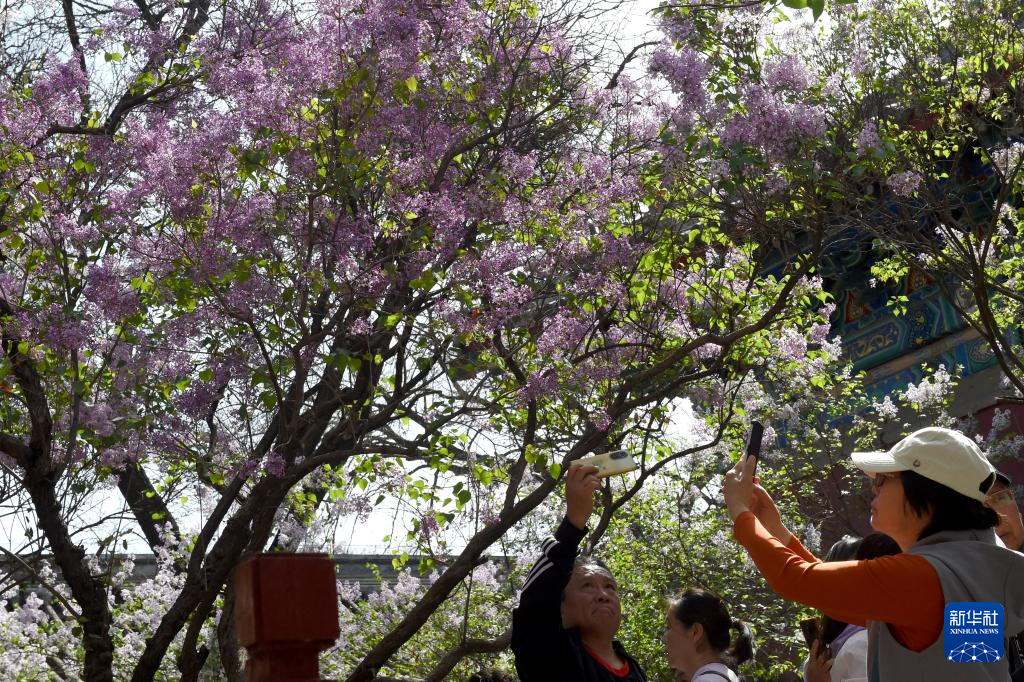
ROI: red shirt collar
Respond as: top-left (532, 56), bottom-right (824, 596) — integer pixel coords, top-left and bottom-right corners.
top-left (582, 642), bottom-right (631, 677)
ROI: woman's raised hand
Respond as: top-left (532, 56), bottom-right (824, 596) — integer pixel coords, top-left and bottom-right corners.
top-left (722, 454), bottom-right (756, 521)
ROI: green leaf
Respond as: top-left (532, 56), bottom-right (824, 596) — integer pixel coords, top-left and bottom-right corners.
top-left (780, 0), bottom-right (808, 7)
top-left (808, 0), bottom-right (825, 20)
top-left (405, 76), bottom-right (418, 93)
top-left (410, 270), bottom-right (437, 290)
top-left (475, 467), bottom-right (494, 485)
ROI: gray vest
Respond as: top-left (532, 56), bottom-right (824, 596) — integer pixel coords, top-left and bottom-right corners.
top-left (867, 528), bottom-right (1024, 681)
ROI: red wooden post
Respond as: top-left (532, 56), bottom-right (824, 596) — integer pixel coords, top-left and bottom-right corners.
top-left (234, 553), bottom-right (340, 682)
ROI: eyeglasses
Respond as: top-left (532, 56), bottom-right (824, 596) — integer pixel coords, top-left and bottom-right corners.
top-left (986, 489), bottom-right (1017, 509)
top-left (871, 473), bottom-right (899, 491)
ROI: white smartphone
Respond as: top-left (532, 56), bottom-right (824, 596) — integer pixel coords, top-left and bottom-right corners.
top-left (574, 450), bottom-right (638, 478)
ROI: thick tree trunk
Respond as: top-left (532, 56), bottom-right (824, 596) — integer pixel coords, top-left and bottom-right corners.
top-left (26, 471), bottom-right (115, 681)
top-left (3, 301), bottom-right (115, 681)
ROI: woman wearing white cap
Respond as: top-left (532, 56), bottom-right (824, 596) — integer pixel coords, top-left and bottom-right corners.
top-left (722, 426), bottom-right (1024, 682)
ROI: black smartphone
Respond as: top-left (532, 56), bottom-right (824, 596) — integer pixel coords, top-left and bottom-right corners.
top-left (799, 616), bottom-right (819, 650)
top-left (746, 420), bottom-right (764, 472)
top-left (800, 616), bottom-right (832, 659)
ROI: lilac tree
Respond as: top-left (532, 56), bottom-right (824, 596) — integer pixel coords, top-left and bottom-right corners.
top-left (832, 0), bottom-right (1024, 398)
top-left (0, 0), bottom-right (840, 679)
top-left (711, 0), bottom-right (1024, 399)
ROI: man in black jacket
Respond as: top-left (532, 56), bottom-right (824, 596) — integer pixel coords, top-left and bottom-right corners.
top-left (511, 463), bottom-right (648, 682)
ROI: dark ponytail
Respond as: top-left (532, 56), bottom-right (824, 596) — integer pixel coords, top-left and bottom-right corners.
top-left (728, 617), bottom-right (755, 665)
top-left (668, 588), bottom-right (755, 666)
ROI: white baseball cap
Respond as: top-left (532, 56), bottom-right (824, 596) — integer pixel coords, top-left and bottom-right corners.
top-left (851, 427), bottom-right (998, 502)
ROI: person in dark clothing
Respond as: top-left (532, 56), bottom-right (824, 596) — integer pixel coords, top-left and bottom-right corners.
top-left (511, 463), bottom-right (648, 682)
top-left (989, 472), bottom-right (1024, 681)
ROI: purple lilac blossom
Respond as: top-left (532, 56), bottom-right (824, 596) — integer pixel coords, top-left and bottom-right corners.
top-left (887, 170), bottom-right (921, 197)
top-left (856, 120), bottom-right (881, 152)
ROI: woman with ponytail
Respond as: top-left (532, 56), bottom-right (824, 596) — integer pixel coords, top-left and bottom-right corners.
top-left (662, 588), bottom-right (754, 682)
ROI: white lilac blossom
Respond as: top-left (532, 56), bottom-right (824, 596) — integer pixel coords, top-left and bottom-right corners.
top-left (778, 328), bottom-right (809, 363)
top-left (900, 365), bottom-right (953, 408)
top-left (988, 435), bottom-right (1024, 463)
top-left (872, 395), bottom-right (899, 419)
top-left (991, 142), bottom-right (1024, 176)
top-left (693, 341), bottom-right (723, 360)
top-left (802, 523), bottom-right (822, 554)
top-left (991, 408), bottom-right (1012, 434)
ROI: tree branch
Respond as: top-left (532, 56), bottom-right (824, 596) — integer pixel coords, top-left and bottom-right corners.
top-left (0, 431), bottom-right (32, 468)
top-left (423, 630), bottom-right (512, 682)
top-left (344, 429), bottom-right (606, 682)
top-left (117, 464), bottom-right (181, 555)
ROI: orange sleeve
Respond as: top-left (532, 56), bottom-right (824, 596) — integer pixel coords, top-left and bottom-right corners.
top-left (733, 512), bottom-right (944, 651)
top-left (786, 533), bottom-right (819, 564)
